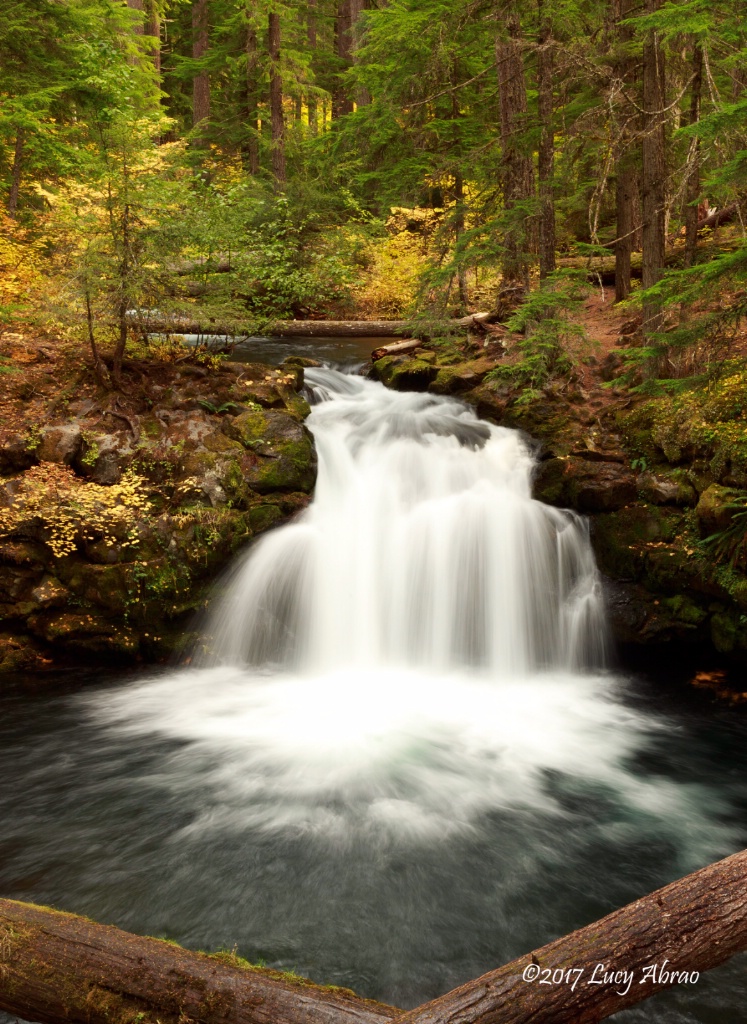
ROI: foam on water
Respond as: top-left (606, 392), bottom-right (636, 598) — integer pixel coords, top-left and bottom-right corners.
top-left (85, 371), bottom-right (736, 867)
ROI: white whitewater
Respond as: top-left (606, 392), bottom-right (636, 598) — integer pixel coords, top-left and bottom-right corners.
top-left (86, 367), bottom-right (737, 864)
top-left (202, 367), bottom-right (607, 675)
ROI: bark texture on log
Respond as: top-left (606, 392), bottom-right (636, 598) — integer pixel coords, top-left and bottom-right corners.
top-left (391, 848), bottom-right (747, 1024)
top-left (135, 315), bottom-right (490, 338)
top-left (0, 851), bottom-right (746, 1024)
top-left (0, 899), bottom-right (395, 1024)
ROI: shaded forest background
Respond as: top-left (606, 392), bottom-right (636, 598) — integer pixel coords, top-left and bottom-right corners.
top-left (1, 0), bottom-right (746, 389)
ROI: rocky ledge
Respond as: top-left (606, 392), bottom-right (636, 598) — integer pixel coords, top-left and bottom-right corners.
top-left (370, 345), bottom-right (747, 665)
top-left (0, 359), bottom-right (316, 674)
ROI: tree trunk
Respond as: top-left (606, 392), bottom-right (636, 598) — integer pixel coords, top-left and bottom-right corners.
top-left (612, 0), bottom-right (638, 302)
top-left (144, 0), bottom-right (160, 76)
top-left (127, 0), bottom-right (144, 31)
top-left (307, 0), bottom-right (318, 133)
top-left (496, 5), bottom-right (534, 291)
top-left (0, 899), bottom-right (395, 1024)
top-left (391, 848), bottom-right (747, 1024)
top-left (192, 0), bottom-right (210, 127)
top-left (684, 41), bottom-right (703, 269)
top-left (241, 5), bottom-right (260, 174)
top-left (7, 127), bottom-right (24, 217)
top-left (333, 0), bottom-right (354, 118)
top-left (351, 0), bottom-right (371, 108)
top-left (536, 0), bottom-right (555, 280)
top-left (641, 0), bottom-right (666, 339)
top-left (269, 11), bottom-right (286, 187)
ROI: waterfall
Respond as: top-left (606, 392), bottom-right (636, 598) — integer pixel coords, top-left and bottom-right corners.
top-left (87, 366), bottom-right (735, 862)
top-left (201, 367), bottom-right (608, 674)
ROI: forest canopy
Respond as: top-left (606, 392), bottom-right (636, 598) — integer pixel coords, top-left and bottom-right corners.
top-left (1, 0), bottom-right (746, 387)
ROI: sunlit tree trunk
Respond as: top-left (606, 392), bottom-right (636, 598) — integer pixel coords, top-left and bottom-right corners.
top-left (269, 11), bottom-right (286, 187)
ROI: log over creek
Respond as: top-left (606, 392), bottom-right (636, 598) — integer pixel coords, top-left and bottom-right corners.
top-left (1, 849), bottom-right (745, 1024)
top-left (134, 313), bottom-right (492, 339)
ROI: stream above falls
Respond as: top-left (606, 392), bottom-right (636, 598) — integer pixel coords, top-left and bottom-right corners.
top-left (1, 364), bottom-right (745, 1023)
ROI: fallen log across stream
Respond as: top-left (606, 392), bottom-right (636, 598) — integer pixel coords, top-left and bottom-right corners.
top-left (0, 849), bottom-right (745, 1024)
top-left (133, 313), bottom-right (490, 339)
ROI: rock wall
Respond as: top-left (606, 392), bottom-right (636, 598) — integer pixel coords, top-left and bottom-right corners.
top-left (0, 361), bottom-right (317, 675)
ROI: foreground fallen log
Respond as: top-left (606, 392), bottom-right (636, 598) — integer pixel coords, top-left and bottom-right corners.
top-left (392, 848), bottom-right (747, 1024)
top-left (0, 899), bottom-right (395, 1024)
top-left (0, 849), bottom-right (745, 1024)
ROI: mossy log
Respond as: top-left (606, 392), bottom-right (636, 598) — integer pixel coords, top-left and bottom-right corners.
top-left (0, 900), bottom-right (395, 1024)
top-left (133, 315), bottom-right (490, 339)
top-left (1, 850), bottom-right (745, 1024)
top-left (391, 848), bottom-right (747, 1024)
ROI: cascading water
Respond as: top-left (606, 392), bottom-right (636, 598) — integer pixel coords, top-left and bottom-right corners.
top-left (202, 367), bottom-right (607, 675)
top-left (1, 361), bottom-right (745, 1021)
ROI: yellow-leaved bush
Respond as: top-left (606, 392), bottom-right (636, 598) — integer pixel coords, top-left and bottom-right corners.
top-left (0, 464), bottom-right (151, 558)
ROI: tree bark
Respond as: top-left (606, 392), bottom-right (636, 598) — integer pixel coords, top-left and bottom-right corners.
top-left (536, 0), bottom-right (555, 280)
top-left (0, 899), bottom-right (395, 1024)
top-left (1, 851), bottom-right (746, 1024)
top-left (391, 848), bottom-right (747, 1024)
top-left (307, 0), bottom-right (318, 133)
top-left (351, 0), bottom-right (371, 108)
top-left (333, 0), bottom-right (354, 118)
top-left (269, 11), bottom-right (286, 187)
top-left (641, 0), bottom-right (666, 339)
top-left (133, 315), bottom-right (490, 337)
top-left (7, 127), bottom-right (24, 217)
top-left (241, 5), bottom-right (260, 174)
top-left (192, 0), bottom-right (211, 127)
top-left (612, 0), bottom-right (638, 302)
top-left (496, 5), bottom-right (534, 291)
top-left (684, 41), bottom-right (703, 269)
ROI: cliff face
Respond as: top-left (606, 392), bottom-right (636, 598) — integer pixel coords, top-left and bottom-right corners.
top-left (369, 346), bottom-right (747, 665)
top-left (0, 358), bottom-right (317, 675)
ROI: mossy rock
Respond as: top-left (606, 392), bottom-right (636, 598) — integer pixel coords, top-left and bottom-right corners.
top-left (224, 409), bottom-right (317, 494)
top-left (533, 456), bottom-right (637, 512)
top-left (371, 356), bottom-right (438, 391)
top-left (247, 503), bottom-right (284, 533)
top-left (428, 357), bottom-right (494, 396)
top-left (591, 508), bottom-right (669, 581)
top-left (695, 483), bottom-right (746, 537)
top-left (637, 470), bottom-right (698, 507)
top-left (28, 610), bottom-right (139, 654)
